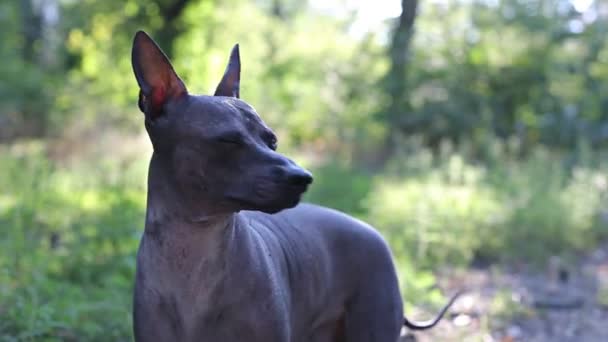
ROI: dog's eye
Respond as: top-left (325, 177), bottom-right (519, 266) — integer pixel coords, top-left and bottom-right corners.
top-left (266, 135), bottom-right (278, 151)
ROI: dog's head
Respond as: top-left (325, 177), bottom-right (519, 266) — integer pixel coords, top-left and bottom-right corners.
top-left (131, 31), bottom-right (312, 215)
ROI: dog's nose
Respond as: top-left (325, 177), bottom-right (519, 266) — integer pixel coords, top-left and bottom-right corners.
top-left (286, 168), bottom-right (313, 186)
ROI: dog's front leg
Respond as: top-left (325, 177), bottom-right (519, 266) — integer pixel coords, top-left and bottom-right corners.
top-left (133, 287), bottom-right (184, 342)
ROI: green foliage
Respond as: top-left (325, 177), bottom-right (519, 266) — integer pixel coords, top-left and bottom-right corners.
top-left (304, 162), bottom-right (373, 216)
top-left (397, 0), bottom-right (608, 148)
top-left (365, 140), bottom-right (608, 270)
top-left (0, 145), bottom-right (146, 340)
top-left (3, 0), bottom-right (608, 338)
top-left (366, 154), bottom-right (501, 267)
top-left (1, 140), bottom-right (607, 337)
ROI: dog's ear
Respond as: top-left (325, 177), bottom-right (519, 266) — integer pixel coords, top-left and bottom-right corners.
top-left (131, 30), bottom-right (187, 119)
top-left (214, 44), bottom-right (240, 98)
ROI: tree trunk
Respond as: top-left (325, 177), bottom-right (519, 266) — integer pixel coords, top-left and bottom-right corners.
top-left (377, 0), bottom-right (419, 162)
top-left (155, 0), bottom-right (191, 58)
top-left (20, 0), bottom-right (43, 63)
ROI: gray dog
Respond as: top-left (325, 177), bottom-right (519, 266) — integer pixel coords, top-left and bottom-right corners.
top-left (131, 30), bottom-right (459, 342)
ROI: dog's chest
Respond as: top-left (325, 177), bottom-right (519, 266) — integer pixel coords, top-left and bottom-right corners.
top-left (144, 275), bottom-right (289, 342)
top-left (137, 234), bottom-right (290, 341)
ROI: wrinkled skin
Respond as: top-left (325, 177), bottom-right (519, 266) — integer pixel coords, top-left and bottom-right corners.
top-left (131, 31), bottom-right (454, 342)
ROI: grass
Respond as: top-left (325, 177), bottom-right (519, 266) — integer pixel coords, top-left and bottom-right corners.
top-left (1, 138), bottom-right (607, 340)
top-left (0, 143), bottom-right (146, 341)
top-left (366, 148), bottom-right (608, 267)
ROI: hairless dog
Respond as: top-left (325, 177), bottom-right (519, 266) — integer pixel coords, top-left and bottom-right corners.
top-left (131, 30), bottom-right (460, 342)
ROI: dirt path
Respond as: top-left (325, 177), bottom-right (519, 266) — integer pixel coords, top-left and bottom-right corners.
top-left (402, 245), bottom-right (608, 341)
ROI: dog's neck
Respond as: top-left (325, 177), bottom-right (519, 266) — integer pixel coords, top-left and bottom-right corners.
top-left (143, 153), bottom-right (237, 269)
top-left (145, 152), bottom-right (235, 225)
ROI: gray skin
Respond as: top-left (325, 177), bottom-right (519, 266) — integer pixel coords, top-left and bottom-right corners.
top-left (131, 31), bottom-right (458, 342)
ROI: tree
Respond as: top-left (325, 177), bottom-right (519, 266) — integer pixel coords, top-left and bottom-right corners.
top-left (376, 0), bottom-right (419, 160)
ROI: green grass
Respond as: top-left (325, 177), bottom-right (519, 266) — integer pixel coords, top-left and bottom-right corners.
top-left (0, 143), bottom-right (146, 341)
top-left (364, 145), bottom-right (608, 268)
top-left (1, 139), bottom-right (607, 339)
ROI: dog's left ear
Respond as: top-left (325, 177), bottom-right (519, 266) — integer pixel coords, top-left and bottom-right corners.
top-left (214, 44), bottom-right (240, 98)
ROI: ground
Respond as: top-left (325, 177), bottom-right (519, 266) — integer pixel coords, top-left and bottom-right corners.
top-left (402, 244), bottom-right (608, 342)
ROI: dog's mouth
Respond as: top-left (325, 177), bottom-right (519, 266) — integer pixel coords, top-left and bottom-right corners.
top-left (227, 182), bottom-right (310, 214)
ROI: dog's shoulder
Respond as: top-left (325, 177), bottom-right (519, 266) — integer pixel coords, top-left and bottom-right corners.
top-left (272, 203), bottom-right (391, 254)
top-left (287, 202), bottom-right (380, 232)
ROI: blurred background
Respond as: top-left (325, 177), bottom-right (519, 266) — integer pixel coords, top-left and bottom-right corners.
top-left (1, 0), bottom-right (608, 340)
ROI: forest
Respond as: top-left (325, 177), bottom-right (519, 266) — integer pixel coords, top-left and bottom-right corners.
top-left (1, 0), bottom-right (608, 340)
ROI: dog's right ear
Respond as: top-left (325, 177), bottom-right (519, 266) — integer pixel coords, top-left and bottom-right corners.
top-left (131, 30), bottom-right (187, 119)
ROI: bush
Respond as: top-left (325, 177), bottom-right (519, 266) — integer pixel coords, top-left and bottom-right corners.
top-left (365, 144), bottom-right (608, 269)
top-left (304, 162), bottom-right (373, 217)
top-left (365, 154), bottom-right (504, 268)
top-left (488, 148), bottom-right (608, 261)
top-left (0, 144), bottom-right (146, 341)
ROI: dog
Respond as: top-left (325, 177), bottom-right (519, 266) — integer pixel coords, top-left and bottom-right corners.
top-left (131, 30), bottom-right (459, 342)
